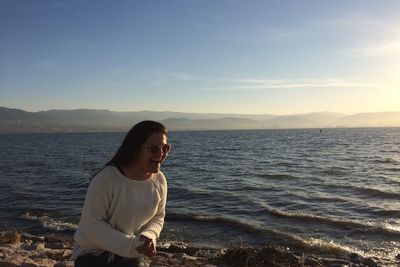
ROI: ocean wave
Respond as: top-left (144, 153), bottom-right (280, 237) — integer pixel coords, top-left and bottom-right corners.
top-left (383, 167), bottom-right (400, 172)
top-left (166, 212), bottom-right (269, 235)
top-left (255, 204), bottom-right (400, 237)
top-left (10, 190), bottom-right (40, 201)
top-left (250, 201), bottom-right (400, 237)
top-left (371, 208), bottom-right (400, 217)
top-left (291, 235), bottom-right (399, 266)
top-left (284, 191), bottom-right (350, 204)
top-left (166, 209), bottom-right (400, 240)
top-left (170, 185), bottom-right (263, 199)
top-left (273, 162), bottom-right (296, 167)
top-left (279, 226), bottom-right (398, 265)
top-left (373, 158), bottom-right (399, 165)
top-left (21, 212), bottom-right (77, 231)
top-left (290, 235), bottom-right (367, 256)
top-left (327, 183), bottom-right (400, 199)
top-left (351, 186), bottom-right (400, 199)
top-left (320, 167), bottom-right (347, 176)
top-left (166, 212), bottom-right (395, 262)
top-left (258, 173), bottom-right (300, 180)
top-left (169, 187), bottom-right (212, 199)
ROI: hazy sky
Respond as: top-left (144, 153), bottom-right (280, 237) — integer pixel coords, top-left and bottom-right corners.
top-left (1, 0), bottom-right (399, 115)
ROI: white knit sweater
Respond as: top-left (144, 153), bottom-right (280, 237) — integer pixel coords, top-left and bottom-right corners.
top-left (72, 165), bottom-right (167, 260)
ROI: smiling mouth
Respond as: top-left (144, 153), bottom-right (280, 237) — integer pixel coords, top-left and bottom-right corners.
top-left (150, 159), bottom-right (162, 164)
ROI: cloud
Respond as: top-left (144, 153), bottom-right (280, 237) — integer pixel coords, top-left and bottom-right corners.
top-left (317, 17), bottom-right (388, 29)
top-left (156, 73), bottom-right (385, 92)
top-left (195, 78), bottom-right (380, 91)
top-left (316, 14), bottom-right (400, 57)
top-left (165, 72), bottom-right (198, 81)
top-left (350, 40), bottom-right (400, 57)
top-left (200, 25), bottom-right (294, 45)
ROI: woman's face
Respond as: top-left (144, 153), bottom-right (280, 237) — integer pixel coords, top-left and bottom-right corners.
top-left (137, 132), bottom-right (169, 174)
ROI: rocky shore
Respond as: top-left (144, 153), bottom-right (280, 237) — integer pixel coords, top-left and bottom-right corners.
top-left (0, 230), bottom-right (383, 266)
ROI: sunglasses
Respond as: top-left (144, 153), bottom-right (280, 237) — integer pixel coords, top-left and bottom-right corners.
top-left (145, 143), bottom-right (172, 154)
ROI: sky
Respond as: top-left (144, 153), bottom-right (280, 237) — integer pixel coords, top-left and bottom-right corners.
top-left (0, 0), bottom-right (399, 115)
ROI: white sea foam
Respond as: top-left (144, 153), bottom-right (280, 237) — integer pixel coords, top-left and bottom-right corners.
top-left (382, 219), bottom-right (400, 233)
top-left (21, 212), bottom-right (77, 231)
top-left (302, 237), bottom-right (366, 256)
top-left (286, 232), bottom-right (399, 266)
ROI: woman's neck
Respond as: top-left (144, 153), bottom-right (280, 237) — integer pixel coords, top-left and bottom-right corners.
top-left (121, 164), bottom-right (152, 181)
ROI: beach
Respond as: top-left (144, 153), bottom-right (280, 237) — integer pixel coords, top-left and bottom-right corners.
top-left (0, 230), bottom-right (385, 267)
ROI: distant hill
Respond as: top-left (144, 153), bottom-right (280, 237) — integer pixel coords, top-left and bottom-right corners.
top-left (0, 107), bottom-right (399, 133)
top-left (162, 117), bottom-right (265, 130)
top-left (334, 112), bottom-right (400, 127)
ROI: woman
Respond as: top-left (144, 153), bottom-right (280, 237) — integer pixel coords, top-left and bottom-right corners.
top-left (72, 121), bottom-right (171, 267)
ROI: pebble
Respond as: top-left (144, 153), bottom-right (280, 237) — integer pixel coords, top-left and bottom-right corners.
top-left (182, 254), bottom-right (197, 261)
top-left (44, 243), bottom-right (65, 250)
top-left (35, 243), bottom-right (45, 251)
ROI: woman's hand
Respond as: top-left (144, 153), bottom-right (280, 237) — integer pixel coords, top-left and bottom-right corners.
top-left (136, 235), bottom-right (156, 258)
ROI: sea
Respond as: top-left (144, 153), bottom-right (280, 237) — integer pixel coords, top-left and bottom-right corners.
top-left (0, 128), bottom-right (399, 265)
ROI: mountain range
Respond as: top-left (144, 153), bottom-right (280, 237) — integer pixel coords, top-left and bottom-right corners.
top-left (1, 107), bottom-right (400, 133)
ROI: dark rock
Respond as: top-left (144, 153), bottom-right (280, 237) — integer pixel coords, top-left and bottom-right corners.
top-left (44, 243), bottom-right (65, 250)
top-left (0, 231), bottom-right (21, 245)
top-left (45, 250), bottom-right (68, 261)
top-left (156, 251), bottom-right (174, 259)
top-left (362, 257), bottom-right (378, 267)
top-left (44, 235), bottom-right (73, 248)
top-left (21, 234), bottom-right (44, 243)
top-left (173, 252), bottom-right (187, 259)
top-left (54, 261), bottom-right (73, 267)
top-left (54, 261), bottom-right (74, 267)
top-left (259, 246), bottom-right (302, 267)
top-left (349, 253), bottom-right (362, 264)
top-left (304, 257), bottom-right (323, 267)
top-left (321, 258), bottom-right (354, 267)
top-left (20, 244), bottom-right (36, 251)
top-left (222, 247), bottom-right (255, 267)
top-left (194, 249), bottom-right (221, 258)
top-left (184, 246), bottom-right (200, 256)
top-left (166, 244), bottom-right (188, 254)
top-left (0, 260), bottom-right (19, 267)
top-left (28, 252), bottom-right (47, 260)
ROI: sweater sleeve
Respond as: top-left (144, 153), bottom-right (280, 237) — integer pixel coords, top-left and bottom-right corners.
top-left (139, 175), bottom-right (167, 242)
top-left (79, 172), bottom-right (144, 258)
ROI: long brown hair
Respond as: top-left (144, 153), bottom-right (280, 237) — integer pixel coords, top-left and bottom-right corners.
top-left (90, 120), bottom-right (168, 181)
